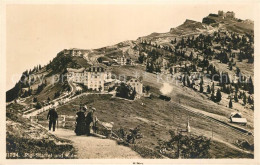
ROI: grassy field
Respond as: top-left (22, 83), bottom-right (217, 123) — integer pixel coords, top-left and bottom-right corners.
top-left (38, 92), bottom-right (253, 158)
top-left (21, 63), bottom-right (253, 158)
top-left (111, 65), bottom-right (253, 128)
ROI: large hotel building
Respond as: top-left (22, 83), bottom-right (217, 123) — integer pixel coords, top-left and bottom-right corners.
top-left (67, 66), bottom-right (112, 92)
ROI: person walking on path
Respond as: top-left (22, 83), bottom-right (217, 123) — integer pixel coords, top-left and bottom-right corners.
top-left (75, 106), bottom-right (87, 136)
top-left (47, 106), bottom-right (58, 131)
top-left (85, 107), bottom-right (96, 136)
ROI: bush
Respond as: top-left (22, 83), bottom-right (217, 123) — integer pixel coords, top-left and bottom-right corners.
top-left (35, 102), bottom-right (42, 109)
top-left (108, 86), bottom-right (115, 92)
top-left (33, 97), bottom-right (38, 103)
top-left (54, 91), bottom-right (61, 99)
top-left (116, 83), bottom-right (136, 100)
top-left (158, 130), bottom-right (211, 158)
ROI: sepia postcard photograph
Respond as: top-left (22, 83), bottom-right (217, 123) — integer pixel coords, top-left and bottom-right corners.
top-left (1, 0), bottom-right (260, 164)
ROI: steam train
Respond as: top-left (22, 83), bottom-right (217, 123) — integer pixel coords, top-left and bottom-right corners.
top-left (159, 94), bottom-right (171, 101)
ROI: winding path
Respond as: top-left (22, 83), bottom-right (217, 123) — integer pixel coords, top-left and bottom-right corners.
top-left (51, 128), bottom-right (141, 159)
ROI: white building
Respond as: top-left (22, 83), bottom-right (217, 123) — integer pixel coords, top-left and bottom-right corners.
top-left (87, 66), bottom-right (111, 91)
top-left (229, 112), bottom-right (247, 125)
top-left (67, 66), bottom-right (111, 92)
top-left (67, 68), bottom-right (87, 84)
top-left (127, 78), bottom-right (143, 95)
top-left (117, 54), bottom-right (127, 65)
top-left (60, 48), bottom-right (83, 57)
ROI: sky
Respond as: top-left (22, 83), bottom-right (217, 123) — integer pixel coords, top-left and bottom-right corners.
top-left (6, 3), bottom-right (255, 90)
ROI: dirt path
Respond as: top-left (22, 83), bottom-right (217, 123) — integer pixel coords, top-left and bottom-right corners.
top-left (51, 128), bottom-right (142, 159)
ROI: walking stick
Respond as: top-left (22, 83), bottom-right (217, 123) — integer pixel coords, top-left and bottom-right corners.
top-left (57, 119), bottom-right (59, 130)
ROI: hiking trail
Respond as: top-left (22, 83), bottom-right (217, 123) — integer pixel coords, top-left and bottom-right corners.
top-left (51, 128), bottom-right (141, 159)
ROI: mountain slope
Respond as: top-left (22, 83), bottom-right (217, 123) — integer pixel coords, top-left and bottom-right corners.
top-left (6, 11), bottom-right (254, 159)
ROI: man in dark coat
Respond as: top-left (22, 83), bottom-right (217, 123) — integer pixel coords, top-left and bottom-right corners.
top-left (47, 106), bottom-right (58, 131)
top-left (85, 107), bottom-right (96, 136)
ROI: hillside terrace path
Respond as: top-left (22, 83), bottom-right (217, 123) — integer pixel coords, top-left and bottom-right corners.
top-left (22, 80), bottom-right (113, 118)
top-left (22, 80), bottom-right (76, 117)
top-left (50, 128), bottom-right (141, 159)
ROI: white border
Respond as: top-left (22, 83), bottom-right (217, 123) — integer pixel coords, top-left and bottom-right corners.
top-left (0, 0), bottom-right (259, 164)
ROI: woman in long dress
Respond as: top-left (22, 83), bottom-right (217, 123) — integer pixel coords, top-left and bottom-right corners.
top-left (75, 108), bottom-right (86, 135)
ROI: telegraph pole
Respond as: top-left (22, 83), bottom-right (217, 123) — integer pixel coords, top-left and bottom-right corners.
top-left (177, 129), bottom-right (180, 159)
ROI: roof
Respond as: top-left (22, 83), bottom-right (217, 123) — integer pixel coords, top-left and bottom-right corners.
top-left (87, 66), bottom-right (105, 72)
top-left (104, 79), bottom-right (115, 83)
top-left (127, 78), bottom-right (142, 83)
top-left (231, 118), bottom-right (247, 123)
top-left (230, 112), bottom-right (242, 118)
top-left (226, 11), bottom-right (234, 13)
top-left (67, 68), bottom-right (85, 73)
top-left (102, 61), bottom-right (110, 63)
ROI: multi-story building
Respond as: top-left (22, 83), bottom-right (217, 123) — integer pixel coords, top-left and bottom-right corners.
top-left (67, 66), bottom-right (111, 92)
top-left (218, 10), bottom-right (235, 19)
top-left (218, 10), bottom-right (225, 18)
top-left (60, 48), bottom-right (83, 57)
top-left (226, 11), bottom-right (235, 19)
top-left (127, 78), bottom-right (143, 95)
top-left (117, 55), bottom-right (127, 65)
top-left (67, 68), bottom-right (87, 84)
top-left (87, 66), bottom-right (111, 91)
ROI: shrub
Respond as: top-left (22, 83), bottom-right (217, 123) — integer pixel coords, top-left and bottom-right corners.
top-left (158, 130), bottom-right (211, 158)
top-left (116, 83), bottom-right (136, 100)
top-left (35, 102), bottom-right (42, 109)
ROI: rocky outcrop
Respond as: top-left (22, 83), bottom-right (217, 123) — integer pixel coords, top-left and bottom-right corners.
top-left (170, 19), bottom-right (205, 32)
top-left (202, 17), bottom-right (217, 25)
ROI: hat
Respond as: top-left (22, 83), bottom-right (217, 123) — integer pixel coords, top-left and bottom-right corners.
top-left (83, 105), bottom-right (88, 110)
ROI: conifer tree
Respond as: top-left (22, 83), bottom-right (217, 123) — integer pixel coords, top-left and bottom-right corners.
top-left (33, 97), bottom-right (38, 103)
top-left (183, 75), bottom-right (186, 86)
top-left (248, 76), bottom-right (254, 94)
top-left (207, 85), bottom-right (211, 93)
top-left (229, 98), bottom-right (233, 108)
top-left (200, 83), bottom-right (203, 93)
top-left (216, 89), bottom-right (222, 102)
top-left (211, 82), bottom-right (215, 94)
top-left (243, 93), bottom-right (247, 105)
top-left (189, 51), bottom-right (193, 61)
top-left (28, 87), bottom-right (32, 96)
top-left (169, 67), bottom-right (173, 75)
top-left (187, 76), bottom-right (191, 87)
top-left (248, 96), bottom-right (253, 104)
top-left (234, 92), bottom-right (238, 102)
top-left (211, 92), bottom-right (215, 101)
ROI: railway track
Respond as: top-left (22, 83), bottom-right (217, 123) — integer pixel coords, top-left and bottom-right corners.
top-left (171, 101), bottom-right (253, 137)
